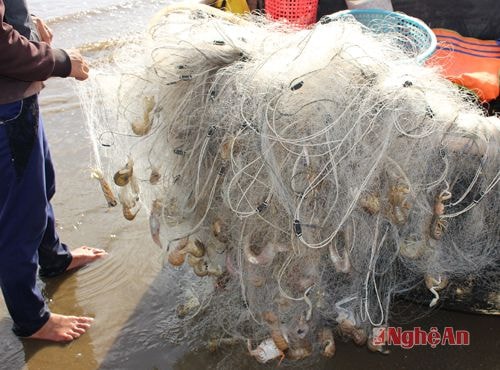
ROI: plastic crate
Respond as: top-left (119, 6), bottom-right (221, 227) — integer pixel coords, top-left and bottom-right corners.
top-left (329, 9), bottom-right (437, 63)
top-left (265, 0), bottom-right (319, 26)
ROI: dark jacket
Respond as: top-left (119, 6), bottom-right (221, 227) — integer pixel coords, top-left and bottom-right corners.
top-left (0, 0), bottom-right (71, 104)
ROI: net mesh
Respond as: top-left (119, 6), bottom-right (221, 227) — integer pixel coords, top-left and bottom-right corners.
top-left (78, 4), bottom-right (500, 364)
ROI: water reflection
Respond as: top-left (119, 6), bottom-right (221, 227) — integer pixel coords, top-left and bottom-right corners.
top-left (100, 267), bottom-right (182, 370)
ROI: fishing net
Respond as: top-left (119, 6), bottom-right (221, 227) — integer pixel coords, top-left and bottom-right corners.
top-left (78, 4), bottom-right (500, 364)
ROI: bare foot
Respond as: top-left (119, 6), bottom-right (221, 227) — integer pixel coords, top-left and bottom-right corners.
top-left (28, 313), bottom-right (93, 342)
top-left (66, 246), bottom-right (108, 271)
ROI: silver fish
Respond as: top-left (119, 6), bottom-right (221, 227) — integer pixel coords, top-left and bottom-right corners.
top-left (149, 200), bottom-right (163, 247)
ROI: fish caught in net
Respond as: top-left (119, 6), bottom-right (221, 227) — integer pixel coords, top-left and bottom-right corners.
top-left (78, 4), bottom-right (500, 365)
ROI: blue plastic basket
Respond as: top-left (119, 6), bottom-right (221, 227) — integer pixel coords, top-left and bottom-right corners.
top-left (329, 9), bottom-right (437, 63)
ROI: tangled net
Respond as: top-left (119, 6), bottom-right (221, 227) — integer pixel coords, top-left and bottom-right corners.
top-left (79, 4), bottom-right (500, 364)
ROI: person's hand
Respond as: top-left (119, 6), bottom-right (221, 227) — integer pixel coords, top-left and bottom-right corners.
top-left (32, 16), bottom-right (53, 44)
top-left (66, 49), bottom-right (90, 81)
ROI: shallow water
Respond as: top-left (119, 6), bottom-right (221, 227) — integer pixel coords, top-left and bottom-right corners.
top-left (0, 1), bottom-right (498, 369)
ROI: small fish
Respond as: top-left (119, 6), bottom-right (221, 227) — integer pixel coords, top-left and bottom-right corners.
top-left (399, 238), bottom-right (426, 259)
top-left (262, 311), bottom-right (289, 351)
top-left (359, 192), bottom-right (380, 215)
top-left (150, 168), bottom-right (161, 185)
top-left (329, 229), bottom-right (352, 273)
top-left (131, 96), bottom-right (155, 136)
top-left (193, 259), bottom-right (208, 277)
top-left (167, 238), bottom-right (188, 266)
top-left (339, 319), bottom-right (367, 346)
top-left (168, 239), bottom-right (205, 266)
top-left (91, 169), bottom-right (117, 207)
top-left (186, 253), bottom-right (202, 267)
top-left (387, 183), bottom-right (411, 225)
top-left (425, 274), bottom-right (448, 307)
top-left (271, 329), bottom-right (289, 352)
top-left (243, 240), bottom-right (288, 266)
top-left (176, 291), bottom-right (200, 319)
top-left (212, 218), bottom-right (229, 243)
top-left (192, 259), bottom-right (222, 277)
top-left (220, 136), bottom-right (237, 161)
top-left (430, 189), bottom-right (452, 240)
top-left (168, 248), bottom-right (186, 267)
top-left (149, 200), bottom-right (163, 247)
top-left (184, 239), bottom-right (206, 258)
top-left (319, 328), bottom-right (335, 358)
top-left (113, 158), bottom-right (134, 187)
top-left (122, 204), bottom-right (140, 221)
top-left (118, 186), bottom-right (140, 221)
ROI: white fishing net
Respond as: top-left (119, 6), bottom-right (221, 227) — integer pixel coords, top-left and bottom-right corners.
top-left (78, 4), bottom-right (500, 364)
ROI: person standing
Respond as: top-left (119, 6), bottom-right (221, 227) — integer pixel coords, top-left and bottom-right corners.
top-left (0, 0), bottom-right (107, 342)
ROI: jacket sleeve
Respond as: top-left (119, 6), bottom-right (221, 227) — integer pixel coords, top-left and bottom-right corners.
top-left (0, 0), bottom-right (71, 81)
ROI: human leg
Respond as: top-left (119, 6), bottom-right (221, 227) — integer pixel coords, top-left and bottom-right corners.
top-left (0, 96), bottom-right (51, 336)
top-left (36, 115), bottom-right (72, 277)
top-left (0, 95), bottom-right (94, 341)
top-left (37, 204), bottom-right (73, 277)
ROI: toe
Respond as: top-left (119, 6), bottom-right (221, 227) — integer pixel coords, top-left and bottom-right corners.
top-left (68, 330), bottom-right (81, 339)
top-left (76, 316), bottom-right (94, 323)
top-left (73, 325), bottom-right (86, 335)
top-left (61, 333), bottom-right (74, 342)
top-left (76, 322), bottom-right (91, 330)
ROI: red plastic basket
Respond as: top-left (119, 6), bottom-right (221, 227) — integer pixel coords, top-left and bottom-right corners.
top-left (265, 0), bottom-right (319, 26)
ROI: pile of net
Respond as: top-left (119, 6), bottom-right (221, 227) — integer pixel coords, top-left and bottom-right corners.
top-left (79, 4), bottom-right (500, 364)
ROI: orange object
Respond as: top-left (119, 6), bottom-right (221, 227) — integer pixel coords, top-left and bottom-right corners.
top-left (265, 0), bottom-right (318, 26)
top-left (429, 29), bottom-right (500, 102)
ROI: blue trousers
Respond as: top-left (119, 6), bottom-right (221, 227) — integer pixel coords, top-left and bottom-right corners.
top-left (0, 95), bottom-right (72, 337)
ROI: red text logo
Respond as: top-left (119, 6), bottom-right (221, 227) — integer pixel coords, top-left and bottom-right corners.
top-left (372, 327), bottom-right (470, 349)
